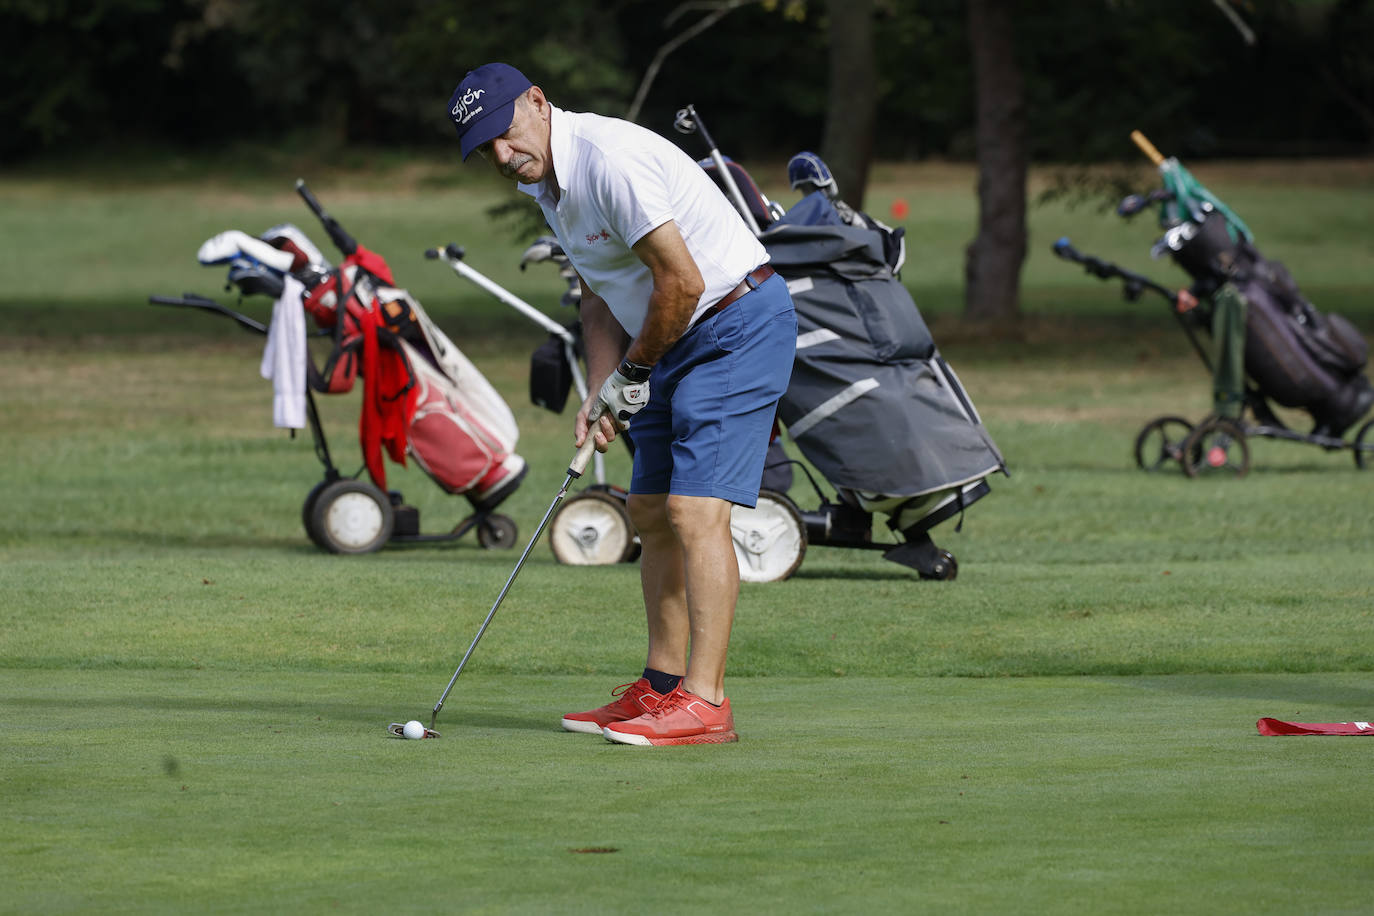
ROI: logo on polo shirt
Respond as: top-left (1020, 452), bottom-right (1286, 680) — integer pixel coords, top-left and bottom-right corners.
top-left (585, 229), bottom-right (611, 244)
top-left (450, 87), bottom-right (485, 124)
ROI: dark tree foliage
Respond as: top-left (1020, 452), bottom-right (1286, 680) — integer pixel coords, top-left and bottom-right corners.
top-left (2, 0), bottom-right (1371, 164)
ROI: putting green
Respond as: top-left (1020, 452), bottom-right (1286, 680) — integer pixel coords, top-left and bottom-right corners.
top-left (4, 670), bottom-right (1370, 913)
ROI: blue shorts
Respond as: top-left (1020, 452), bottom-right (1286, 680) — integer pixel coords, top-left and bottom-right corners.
top-left (626, 272), bottom-right (796, 507)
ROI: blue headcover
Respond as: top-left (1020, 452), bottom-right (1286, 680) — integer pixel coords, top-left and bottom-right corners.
top-left (787, 151), bottom-right (835, 194)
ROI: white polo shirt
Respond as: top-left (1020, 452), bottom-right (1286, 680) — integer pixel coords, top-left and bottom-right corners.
top-left (518, 106), bottom-right (766, 337)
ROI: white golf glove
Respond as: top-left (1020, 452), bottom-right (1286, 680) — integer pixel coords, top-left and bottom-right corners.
top-left (598, 363), bottom-right (651, 426)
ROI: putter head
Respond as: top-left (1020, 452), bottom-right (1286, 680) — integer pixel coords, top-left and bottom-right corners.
top-left (387, 722), bottom-right (441, 739)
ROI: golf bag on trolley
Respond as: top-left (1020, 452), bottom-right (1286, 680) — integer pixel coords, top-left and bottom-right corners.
top-left (152, 181), bottom-right (527, 553)
top-left (285, 233), bottom-right (527, 509)
top-left (1125, 130), bottom-right (1372, 437)
top-left (1056, 131), bottom-right (1374, 476)
top-left (756, 192), bottom-right (1007, 579)
top-left (682, 105), bottom-right (1007, 580)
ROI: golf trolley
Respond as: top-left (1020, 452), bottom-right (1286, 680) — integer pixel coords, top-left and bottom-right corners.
top-left (673, 105), bottom-right (1006, 582)
top-left (1052, 130), bottom-right (1374, 477)
top-left (150, 181), bottom-right (526, 554)
top-left (427, 241), bottom-right (642, 567)
top-left (1053, 238), bottom-right (1374, 476)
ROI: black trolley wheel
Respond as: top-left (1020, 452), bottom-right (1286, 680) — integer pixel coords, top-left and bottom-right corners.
top-left (1133, 415), bottom-right (1195, 471)
top-left (920, 549), bottom-right (959, 581)
top-left (1180, 417), bottom-right (1251, 479)
top-left (1353, 419), bottom-right (1374, 470)
top-left (301, 479), bottom-right (333, 549)
top-left (475, 513), bottom-right (518, 550)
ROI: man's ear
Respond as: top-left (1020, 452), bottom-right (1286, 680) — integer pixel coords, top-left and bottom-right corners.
top-left (528, 86), bottom-right (550, 118)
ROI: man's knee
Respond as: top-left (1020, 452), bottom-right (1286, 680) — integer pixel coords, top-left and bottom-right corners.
top-left (663, 494), bottom-right (732, 541)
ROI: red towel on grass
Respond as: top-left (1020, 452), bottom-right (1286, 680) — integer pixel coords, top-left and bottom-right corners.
top-left (1257, 718), bottom-right (1374, 736)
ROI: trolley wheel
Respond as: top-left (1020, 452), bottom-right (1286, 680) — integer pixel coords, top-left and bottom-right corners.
top-left (1133, 415), bottom-right (1194, 471)
top-left (301, 480), bottom-right (332, 548)
top-left (921, 549), bottom-right (959, 581)
top-left (309, 478), bottom-right (394, 554)
top-left (729, 490), bottom-right (807, 583)
top-left (475, 513), bottom-right (518, 550)
top-left (1354, 418), bottom-right (1374, 470)
top-left (1180, 417), bottom-right (1251, 479)
top-left (549, 490), bottom-right (637, 565)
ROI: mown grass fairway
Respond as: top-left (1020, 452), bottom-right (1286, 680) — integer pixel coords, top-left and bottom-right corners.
top-left (2, 158), bottom-right (1372, 913)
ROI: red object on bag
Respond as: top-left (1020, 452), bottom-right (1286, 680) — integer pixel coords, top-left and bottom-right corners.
top-left (349, 245), bottom-right (394, 286)
top-left (358, 308), bottom-right (417, 492)
top-left (1257, 718), bottom-right (1374, 736)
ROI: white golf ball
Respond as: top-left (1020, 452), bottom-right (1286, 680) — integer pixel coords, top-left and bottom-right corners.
top-left (403, 720), bottom-right (426, 740)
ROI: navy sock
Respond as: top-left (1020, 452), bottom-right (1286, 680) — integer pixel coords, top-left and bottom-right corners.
top-left (643, 668), bottom-right (683, 695)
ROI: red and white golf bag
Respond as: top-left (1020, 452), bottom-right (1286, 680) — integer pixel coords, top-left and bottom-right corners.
top-left (275, 231), bottom-right (526, 511)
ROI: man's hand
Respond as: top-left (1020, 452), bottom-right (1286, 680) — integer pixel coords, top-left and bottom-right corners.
top-left (599, 367), bottom-right (650, 426)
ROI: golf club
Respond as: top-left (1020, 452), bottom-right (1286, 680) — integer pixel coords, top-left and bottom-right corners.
top-left (426, 404), bottom-right (606, 731)
top-left (674, 104), bottom-right (762, 236)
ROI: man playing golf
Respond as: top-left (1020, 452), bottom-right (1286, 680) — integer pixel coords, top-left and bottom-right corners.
top-left (448, 63), bottom-right (795, 745)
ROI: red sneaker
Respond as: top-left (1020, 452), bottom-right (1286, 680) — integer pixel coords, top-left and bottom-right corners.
top-left (561, 678), bottom-right (666, 735)
top-left (601, 685), bottom-right (738, 746)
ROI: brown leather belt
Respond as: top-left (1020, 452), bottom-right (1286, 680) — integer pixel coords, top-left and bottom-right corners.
top-left (692, 264), bottom-right (775, 329)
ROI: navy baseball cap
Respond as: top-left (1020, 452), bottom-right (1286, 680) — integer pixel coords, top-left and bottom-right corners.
top-left (448, 63), bottom-right (533, 161)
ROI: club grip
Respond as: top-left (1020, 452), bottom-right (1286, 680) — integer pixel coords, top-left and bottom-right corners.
top-left (567, 403), bottom-right (606, 478)
top-left (1130, 130), bottom-right (1166, 166)
top-left (295, 178), bottom-right (358, 256)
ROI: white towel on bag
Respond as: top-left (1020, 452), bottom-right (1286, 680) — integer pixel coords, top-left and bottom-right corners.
top-left (260, 275), bottom-right (307, 429)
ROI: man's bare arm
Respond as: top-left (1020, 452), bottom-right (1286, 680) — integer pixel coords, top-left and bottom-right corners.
top-left (579, 280), bottom-right (631, 389)
top-left (625, 220), bottom-right (705, 367)
top-left (575, 280), bottom-right (631, 449)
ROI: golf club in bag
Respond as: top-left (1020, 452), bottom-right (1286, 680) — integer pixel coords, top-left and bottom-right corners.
top-left (149, 180), bottom-right (529, 552)
top-left (675, 105), bottom-right (1008, 581)
top-left (1054, 131), bottom-right (1374, 476)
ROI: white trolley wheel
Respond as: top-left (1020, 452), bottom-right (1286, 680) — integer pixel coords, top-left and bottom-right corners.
top-left (309, 479), bottom-right (394, 555)
top-left (549, 490), bottom-right (637, 565)
top-left (730, 489), bottom-right (807, 583)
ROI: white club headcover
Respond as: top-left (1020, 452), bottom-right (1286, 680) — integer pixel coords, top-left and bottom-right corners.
top-left (197, 230), bottom-right (296, 272)
top-left (260, 223), bottom-right (329, 268)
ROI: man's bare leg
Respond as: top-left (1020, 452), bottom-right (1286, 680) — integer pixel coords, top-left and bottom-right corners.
top-left (628, 493), bottom-right (738, 705)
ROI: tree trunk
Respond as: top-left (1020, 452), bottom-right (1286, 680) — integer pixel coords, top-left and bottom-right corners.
top-left (964, 0), bottom-right (1027, 322)
top-left (820, 0), bottom-right (876, 208)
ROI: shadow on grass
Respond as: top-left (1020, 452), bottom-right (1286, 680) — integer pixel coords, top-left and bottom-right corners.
top-left (1113, 673), bottom-right (1374, 708)
top-left (8, 689), bottom-right (560, 733)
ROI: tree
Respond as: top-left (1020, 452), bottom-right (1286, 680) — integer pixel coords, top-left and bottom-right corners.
top-left (963, 0), bottom-right (1026, 322)
top-left (819, 0), bottom-right (878, 206)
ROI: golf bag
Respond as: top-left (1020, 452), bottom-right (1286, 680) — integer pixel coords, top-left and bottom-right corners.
top-left (279, 235), bottom-right (526, 507)
top-left (1122, 138), bottom-right (1372, 437)
top-left (162, 182), bottom-right (530, 554)
top-left (691, 128), bottom-right (1007, 577)
top-left (761, 192), bottom-right (1007, 561)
